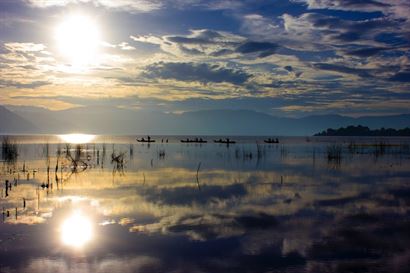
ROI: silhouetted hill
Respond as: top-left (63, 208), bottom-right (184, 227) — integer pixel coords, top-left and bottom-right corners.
top-left (2, 105), bottom-right (410, 135)
top-left (0, 105), bottom-right (37, 133)
top-left (315, 125), bottom-right (410, 136)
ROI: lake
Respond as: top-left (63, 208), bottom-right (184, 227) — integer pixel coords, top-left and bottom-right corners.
top-left (1, 135), bottom-right (410, 273)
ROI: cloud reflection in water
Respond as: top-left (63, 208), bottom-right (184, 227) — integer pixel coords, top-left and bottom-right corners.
top-left (0, 136), bottom-right (409, 273)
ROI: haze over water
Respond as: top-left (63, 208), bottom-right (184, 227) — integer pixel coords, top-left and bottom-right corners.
top-left (1, 135), bottom-right (409, 273)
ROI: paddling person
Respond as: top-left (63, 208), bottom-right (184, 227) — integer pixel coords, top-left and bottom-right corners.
top-left (147, 136), bottom-right (151, 142)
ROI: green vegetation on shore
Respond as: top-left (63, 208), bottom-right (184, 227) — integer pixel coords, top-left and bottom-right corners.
top-left (315, 125), bottom-right (410, 136)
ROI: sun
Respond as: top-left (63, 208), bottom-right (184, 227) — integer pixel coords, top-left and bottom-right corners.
top-left (55, 14), bottom-right (101, 67)
top-left (61, 211), bottom-right (93, 248)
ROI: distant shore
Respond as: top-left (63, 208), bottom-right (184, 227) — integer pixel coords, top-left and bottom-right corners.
top-left (315, 125), bottom-right (410, 136)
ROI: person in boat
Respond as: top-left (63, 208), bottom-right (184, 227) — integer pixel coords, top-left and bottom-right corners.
top-left (147, 135), bottom-right (151, 142)
top-left (226, 138), bottom-right (230, 143)
top-left (141, 137), bottom-right (145, 142)
top-left (200, 138), bottom-right (203, 142)
top-left (275, 138), bottom-right (279, 143)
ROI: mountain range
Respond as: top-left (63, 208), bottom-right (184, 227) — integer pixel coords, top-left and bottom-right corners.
top-left (1, 105), bottom-right (410, 136)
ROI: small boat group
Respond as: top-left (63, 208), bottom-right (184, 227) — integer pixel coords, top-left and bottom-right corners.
top-left (136, 136), bottom-right (280, 144)
top-left (136, 136), bottom-right (156, 143)
top-left (181, 138), bottom-right (207, 143)
top-left (214, 138), bottom-right (236, 144)
top-left (264, 138), bottom-right (280, 144)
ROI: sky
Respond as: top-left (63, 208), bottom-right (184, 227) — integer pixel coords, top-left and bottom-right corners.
top-left (0, 0), bottom-right (410, 117)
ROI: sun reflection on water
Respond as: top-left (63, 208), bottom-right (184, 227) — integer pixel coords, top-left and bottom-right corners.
top-left (61, 211), bottom-right (93, 248)
top-left (58, 134), bottom-right (96, 144)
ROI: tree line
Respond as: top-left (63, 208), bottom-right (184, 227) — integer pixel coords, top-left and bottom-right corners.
top-left (315, 125), bottom-right (410, 136)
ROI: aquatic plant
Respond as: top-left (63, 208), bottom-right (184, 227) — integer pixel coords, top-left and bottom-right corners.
top-left (1, 137), bottom-right (18, 163)
top-left (111, 151), bottom-right (126, 175)
top-left (326, 144), bottom-right (342, 162)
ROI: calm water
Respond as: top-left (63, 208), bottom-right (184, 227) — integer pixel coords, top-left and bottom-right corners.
top-left (1, 135), bottom-right (410, 273)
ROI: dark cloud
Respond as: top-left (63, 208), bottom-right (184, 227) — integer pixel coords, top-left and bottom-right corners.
top-left (389, 71), bottom-right (410, 82)
top-left (167, 30), bottom-right (222, 44)
top-left (142, 62), bottom-right (251, 85)
top-left (334, 31), bottom-right (362, 42)
top-left (284, 66), bottom-right (293, 72)
top-left (142, 184), bottom-right (247, 205)
top-left (235, 41), bottom-right (279, 57)
top-left (211, 48), bottom-right (235, 56)
top-left (285, 12), bottom-right (401, 51)
top-left (345, 46), bottom-right (388, 57)
top-left (0, 79), bottom-right (50, 89)
top-left (313, 63), bottom-right (373, 78)
top-left (304, 0), bottom-right (390, 12)
top-left (375, 32), bottom-right (409, 46)
top-left (159, 212), bottom-right (280, 241)
top-left (178, 45), bottom-right (203, 55)
top-left (306, 12), bottom-right (395, 31)
top-left (167, 36), bottom-right (211, 45)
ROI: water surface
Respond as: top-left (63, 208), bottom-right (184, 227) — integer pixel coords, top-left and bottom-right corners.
top-left (1, 135), bottom-right (409, 273)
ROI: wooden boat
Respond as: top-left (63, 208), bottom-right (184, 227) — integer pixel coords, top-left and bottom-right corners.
top-left (264, 138), bottom-right (279, 144)
top-left (214, 139), bottom-right (236, 144)
top-left (136, 138), bottom-right (156, 143)
top-left (180, 139), bottom-right (207, 143)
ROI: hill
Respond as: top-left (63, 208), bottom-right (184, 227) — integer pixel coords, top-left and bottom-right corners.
top-left (1, 105), bottom-right (410, 135)
top-left (0, 105), bottom-right (37, 134)
top-left (315, 125), bottom-right (410, 136)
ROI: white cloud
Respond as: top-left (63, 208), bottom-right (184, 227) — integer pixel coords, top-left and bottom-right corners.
top-left (5, 42), bottom-right (47, 52)
top-left (26, 0), bottom-right (164, 12)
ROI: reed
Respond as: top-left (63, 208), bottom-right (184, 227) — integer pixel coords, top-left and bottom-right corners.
top-left (1, 137), bottom-right (18, 162)
top-left (326, 144), bottom-right (342, 162)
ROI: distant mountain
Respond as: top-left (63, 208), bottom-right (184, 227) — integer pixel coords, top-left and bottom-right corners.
top-left (2, 105), bottom-right (410, 135)
top-left (0, 105), bottom-right (37, 133)
top-left (7, 106), bottom-right (76, 133)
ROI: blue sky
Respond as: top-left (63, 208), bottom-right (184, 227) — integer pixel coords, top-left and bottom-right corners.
top-left (1, 0), bottom-right (409, 117)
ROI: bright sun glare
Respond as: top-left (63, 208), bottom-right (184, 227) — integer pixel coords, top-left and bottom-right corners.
top-left (61, 211), bottom-right (93, 248)
top-left (59, 134), bottom-right (96, 144)
top-left (55, 14), bottom-right (100, 67)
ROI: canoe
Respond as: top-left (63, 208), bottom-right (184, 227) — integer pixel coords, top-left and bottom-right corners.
top-left (180, 140), bottom-right (207, 143)
top-left (136, 139), bottom-right (156, 143)
top-left (264, 140), bottom-right (279, 144)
